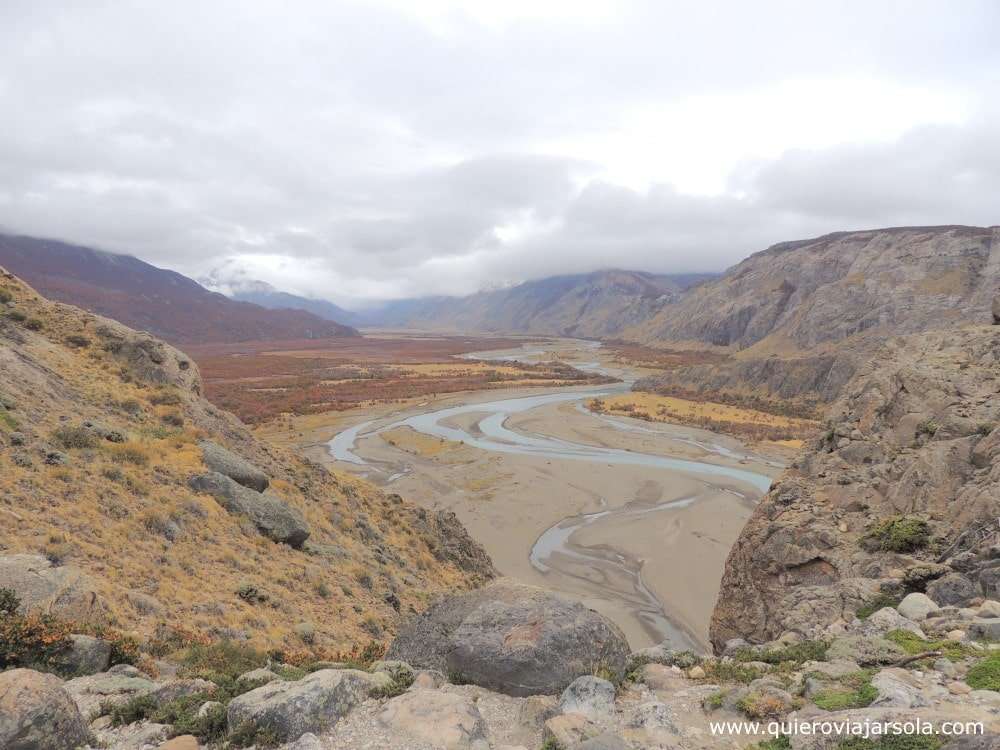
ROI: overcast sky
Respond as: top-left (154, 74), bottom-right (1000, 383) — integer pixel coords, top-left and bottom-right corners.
top-left (1, 1), bottom-right (998, 307)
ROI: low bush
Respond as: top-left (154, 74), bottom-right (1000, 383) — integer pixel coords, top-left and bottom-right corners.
top-left (65, 334), bottom-right (91, 348)
top-left (966, 652), bottom-right (1000, 691)
top-left (179, 640), bottom-right (269, 682)
top-left (0, 589), bottom-right (73, 670)
top-left (838, 736), bottom-right (943, 750)
top-left (107, 442), bottom-right (150, 466)
top-left (884, 629), bottom-right (973, 662)
top-left (6, 310), bottom-right (26, 322)
top-left (811, 671), bottom-right (877, 711)
top-left (862, 517), bottom-right (930, 553)
top-left (24, 317), bottom-right (44, 331)
top-left (732, 640), bottom-right (829, 667)
top-left (52, 425), bottom-right (97, 450)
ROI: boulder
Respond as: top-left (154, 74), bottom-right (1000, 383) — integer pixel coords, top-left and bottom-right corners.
top-left (410, 669), bottom-right (447, 690)
top-left (390, 580), bottom-right (629, 697)
top-left (827, 635), bottom-right (905, 666)
top-left (544, 714), bottom-right (603, 748)
top-left (63, 665), bottom-right (157, 717)
top-left (237, 668), bottom-right (280, 686)
top-left (558, 676), bottom-right (616, 721)
top-left (226, 668), bottom-right (380, 742)
top-left (0, 554), bottom-right (107, 622)
top-left (871, 668), bottom-right (931, 708)
top-left (625, 701), bottom-right (677, 732)
top-left (189, 472), bottom-right (309, 548)
top-left (968, 618), bottom-right (1000, 641)
top-left (378, 691), bottom-right (489, 750)
top-left (199, 440), bottom-right (269, 492)
top-left (926, 573), bottom-right (977, 607)
top-left (578, 734), bottom-right (631, 750)
top-left (56, 634), bottom-right (112, 676)
top-left (158, 736), bottom-right (200, 750)
top-left (897, 593), bottom-right (939, 621)
top-left (857, 607), bottom-right (925, 638)
top-left (0, 668), bottom-right (89, 750)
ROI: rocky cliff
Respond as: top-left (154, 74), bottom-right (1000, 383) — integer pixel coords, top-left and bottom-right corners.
top-left (710, 324), bottom-right (1000, 651)
top-left (632, 225), bottom-right (1000, 408)
top-left (0, 267), bottom-right (492, 653)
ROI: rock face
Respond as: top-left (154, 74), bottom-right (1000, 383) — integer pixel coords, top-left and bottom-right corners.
top-left (631, 226), bottom-right (1000, 405)
top-left (0, 668), bottom-right (89, 750)
top-left (189, 471), bottom-right (309, 547)
top-left (0, 554), bottom-right (107, 622)
top-left (710, 326), bottom-right (1000, 650)
top-left (199, 439), bottom-right (269, 492)
top-left (388, 580), bottom-right (630, 696)
top-left (378, 691), bottom-right (489, 750)
top-left (226, 669), bottom-right (381, 742)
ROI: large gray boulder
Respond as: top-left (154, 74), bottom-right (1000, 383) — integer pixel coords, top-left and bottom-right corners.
top-left (226, 669), bottom-right (382, 742)
top-left (926, 573), bottom-right (976, 607)
top-left (199, 440), bottom-right (269, 492)
top-left (0, 554), bottom-right (107, 622)
top-left (64, 664), bottom-right (157, 717)
top-left (389, 580), bottom-right (630, 697)
top-left (189, 472), bottom-right (309, 548)
top-left (55, 634), bottom-right (112, 676)
top-left (0, 668), bottom-right (90, 750)
top-left (559, 676), bottom-right (616, 720)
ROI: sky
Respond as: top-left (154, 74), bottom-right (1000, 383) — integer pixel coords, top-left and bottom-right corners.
top-left (1, 0), bottom-right (998, 307)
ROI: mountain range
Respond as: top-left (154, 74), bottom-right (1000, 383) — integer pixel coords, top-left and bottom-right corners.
top-left (0, 234), bottom-right (359, 345)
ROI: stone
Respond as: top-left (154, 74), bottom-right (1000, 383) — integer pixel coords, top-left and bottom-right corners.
top-left (800, 659), bottom-right (862, 679)
top-left (979, 566), bottom-right (1000, 599)
top-left (189, 472), bottom-right (309, 548)
top-left (578, 734), bottom-right (632, 750)
top-left (927, 573), bottom-right (977, 607)
top-left (148, 679), bottom-right (216, 705)
top-left (389, 580), bottom-right (630, 696)
top-left (237, 668), bottom-right (280, 685)
top-left (0, 668), bottom-right (89, 750)
top-left (99, 721), bottom-right (170, 749)
top-left (897, 593), bottom-right (939, 621)
top-left (126, 590), bottom-right (164, 616)
top-left (197, 700), bottom-right (223, 718)
top-left (636, 663), bottom-right (689, 692)
top-left (978, 600), bottom-right (1000, 618)
top-left (410, 669), bottom-right (447, 690)
top-left (0, 553), bottom-right (107, 622)
top-left (64, 666), bottom-right (157, 717)
top-left (515, 695), bottom-right (559, 731)
top-left (871, 668), bottom-right (930, 708)
top-left (544, 713), bottom-right (603, 748)
top-left (722, 638), bottom-right (749, 656)
top-left (946, 630), bottom-right (967, 641)
top-left (226, 669), bottom-right (380, 742)
top-left (968, 618), bottom-right (1000, 641)
top-left (56, 634), bottom-right (112, 676)
top-left (284, 733), bottom-right (323, 750)
top-left (625, 701), bottom-right (677, 732)
top-left (993, 295), bottom-right (1000, 325)
top-left (158, 736), bottom-right (199, 750)
top-left (827, 635), bottom-right (905, 665)
top-left (558, 676), bottom-right (616, 721)
top-left (200, 440), bottom-right (269, 491)
top-left (688, 665), bottom-right (706, 679)
top-left (378, 691), bottom-right (489, 750)
top-left (948, 681), bottom-right (972, 695)
top-left (859, 607), bottom-right (925, 638)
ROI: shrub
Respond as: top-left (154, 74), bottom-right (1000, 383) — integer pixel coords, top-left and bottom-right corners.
top-left (884, 629), bottom-right (973, 662)
top-left (752, 738), bottom-right (791, 750)
top-left (811, 671), bottom-right (877, 711)
top-left (0, 588), bottom-right (20, 615)
top-left (52, 426), bottom-right (97, 450)
top-left (966, 652), bottom-right (1000, 691)
top-left (160, 411), bottom-right (184, 427)
top-left (862, 517), bottom-right (930, 553)
top-left (732, 640), bottom-right (829, 666)
top-left (150, 389), bottom-right (183, 406)
top-left (65, 334), bottom-right (91, 348)
top-left (107, 442), bottom-right (150, 466)
top-left (0, 409), bottom-right (17, 430)
top-left (7, 310), bottom-right (26, 322)
top-left (179, 640), bottom-right (269, 682)
top-left (838, 736), bottom-right (943, 750)
top-left (737, 692), bottom-right (788, 719)
top-left (0, 609), bottom-right (73, 670)
top-left (0, 289), bottom-right (11, 304)
top-left (916, 419), bottom-right (939, 438)
top-left (702, 659), bottom-right (766, 684)
top-left (24, 317), bottom-right (44, 331)
top-left (118, 398), bottom-right (144, 415)
top-left (236, 583), bottom-right (268, 604)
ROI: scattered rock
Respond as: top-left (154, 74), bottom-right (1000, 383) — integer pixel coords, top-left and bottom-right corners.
top-left (63, 665), bottom-right (157, 718)
top-left (378, 691), bottom-right (489, 750)
top-left (558, 676), bottom-right (616, 721)
top-left (0, 668), bottom-right (89, 750)
top-left (927, 573), bottom-right (977, 607)
top-left (199, 440), bottom-right (269, 492)
top-left (226, 669), bottom-right (381, 743)
top-left (858, 607), bottom-right (925, 638)
top-left (968, 617), bottom-right (1000, 641)
top-left (189, 472), bottom-right (309, 548)
top-left (544, 713), bottom-right (602, 748)
top-left (897, 592), bottom-right (939, 621)
top-left (827, 635), bottom-right (905, 665)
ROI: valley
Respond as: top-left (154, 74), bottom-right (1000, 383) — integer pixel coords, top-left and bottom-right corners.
top-left (263, 338), bottom-right (794, 651)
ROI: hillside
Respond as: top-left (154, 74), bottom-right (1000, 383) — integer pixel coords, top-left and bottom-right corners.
top-left (710, 322), bottom-right (1000, 650)
top-left (0, 267), bottom-right (493, 654)
top-left (0, 234), bottom-right (359, 344)
top-left (220, 279), bottom-right (364, 328)
top-left (631, 225), bottom-right (1000, 409)
top-left (364, 269), bottom-right (716, 336)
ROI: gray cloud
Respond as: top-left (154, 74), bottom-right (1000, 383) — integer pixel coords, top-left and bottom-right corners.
top-left (0, 0), bottom-right (998, 305)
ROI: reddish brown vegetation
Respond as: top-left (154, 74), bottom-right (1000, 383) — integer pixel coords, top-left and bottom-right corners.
top-left (189, 336), bottom-right (615, 424)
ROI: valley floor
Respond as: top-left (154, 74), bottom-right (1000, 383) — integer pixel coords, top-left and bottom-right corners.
top-left (262, 338), bottom-right (793, 651)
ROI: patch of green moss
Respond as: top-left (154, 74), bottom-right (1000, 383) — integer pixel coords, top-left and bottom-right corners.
top-left (703, 660), bottom-right (766, 684)
top-left (862, 517), bottom-right (930, 553)
top-left (811, 671), bottom-right (877, 711)
top-left (966, 652), bottom-right (1000, 691)
top-left (752, 737), bottom-right (791, 750)
top-left (732, 640), bottom-right (829, 667)
top-left (885, 629), bottom-right (974, 662)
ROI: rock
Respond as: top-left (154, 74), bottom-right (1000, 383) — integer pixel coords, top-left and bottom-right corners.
top-left (371, 659), bottom-right (415, 685)
top-left (189, 472), bottom-right (309, 548)
top-left (559, 676), bottom-right (616, 721)
top-left (871, 668), bottom-right (930, 708)
top-left (158, 736), bottom-right (199, 750)
top-left (827, 635), bottom-right (905, 665)
top-left (979, 567), bottom-right (1000, 599)
top-left (578, 734), bottom-right (631, 750)
top-left (544, 713), bottom-right (602, 748)
top-left (378, 691), bottom-right (488, 750)
top-left (516, 695), bottom-right (559, 730)
top-left (99, 721), bottom-right (170, 749)
top-left (800, 659), bottom-right (862, 679)
top-left (625, 701), bottom-right (677, 732)
top-left (722, 638), bottom-right (749, 656)
top-left (943, 733), bottom-right (1000, 750)
top-left (927, 573), bottom-right (977, 607)
top-left (126, 590), bottom-right (164, 616)
top-left (410, 669), bottom-right (447, 690)
top-left (946, 630), bottom-right (967, 641)
top-left (9, 431), bottom-right (25, 445)
top-left (858, 607), bottom-right (925, 638)
top-left (149, 678), bottom-right (216, 705)
top-left (897, 593), bottom-right (939, 621)
top-left (199, 440), bottom-right (269, 492)
top-left (197, 700), bottom-right (223, 718)
top-left (0, 668), bottom-right (89, 750)
top-left (978, 600), bottom-right (1000, 618)
top-left (226, 669), bottom-right (381, 742)
top-left (948, 681), bottom-right (973, 695)
top-left (238, 668), bottom-right (280, 685)
top-left (63, 666), bottom-right (157, 717)
top-left (283, 733), bottom-right (323, 750)
top-left (390, 580), bottom-right (630, 696)
top-left (993, 295), bottom-right (1000, 325)
top-left (56, 634), bottom-right (112, 676)
top-left (0, 553), bottom-right (107, 622)
top-left (968, 618), bottom-right (1000, 641)
top-left (688, 665), bottom-right (706, 679)
top-left (636, 663), bottom-right (689, 692)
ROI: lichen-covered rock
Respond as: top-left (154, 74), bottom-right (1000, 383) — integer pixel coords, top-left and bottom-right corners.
top-left (55, 634), bottom-right (112, 676)
top-left (226, 669), bottom-right (381, 742)
top-left (897, 593), bottom-right (939, 622)
top-left (63, 664), bottom-right (157, 717)
top-left (378, 691), bottom-right (489, 750)
top-left (0, 668), bottom-right (89, 750)
top-left (189, 471), bottom-right (309, 547)
top-left (199, 440), bottom-right (269, 492)
top-left (0, 554), bottom-right (107, 622)
top-left (558, 676), bottom-right (616, 720)
top-left (927, 573), bottom-right (977, 607)
top-left (389, 579), bottom-right (630, 697)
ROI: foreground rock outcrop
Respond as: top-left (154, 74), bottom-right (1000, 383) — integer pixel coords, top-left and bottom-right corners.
top-left (711, 326), bottom-right (1000, 649)
top-left (388, 579), bottom-right (630, 696)
top-left (0, 669), bottom-right (89, 750)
